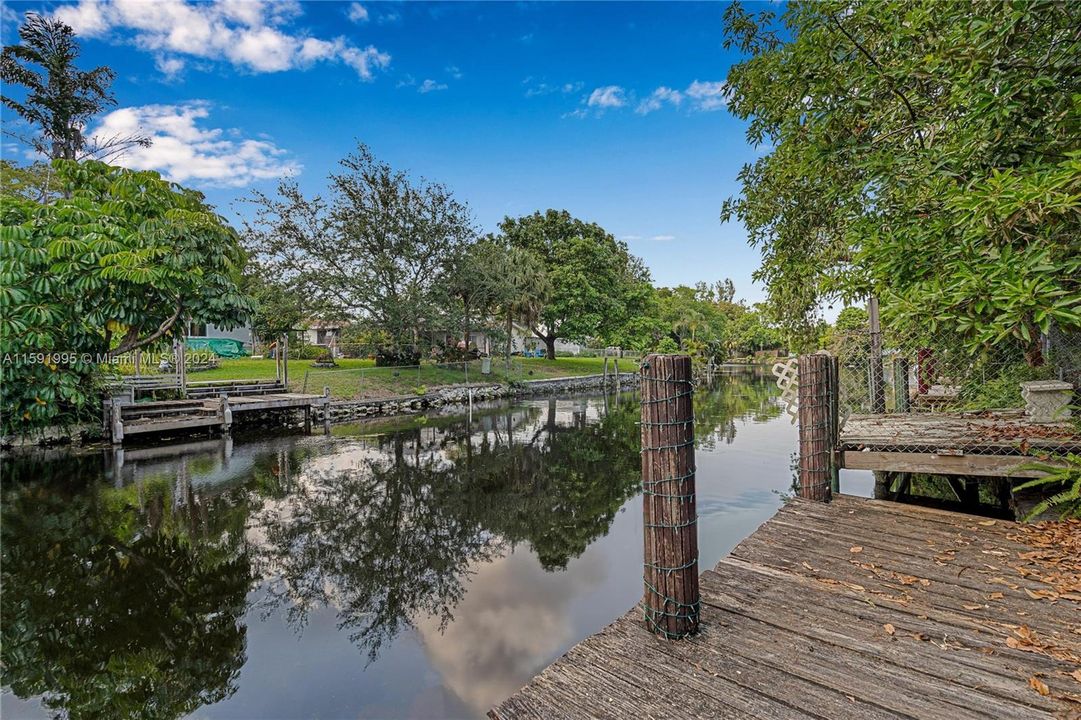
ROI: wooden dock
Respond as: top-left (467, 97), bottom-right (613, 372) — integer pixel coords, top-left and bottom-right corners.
top-left (107, 383), bottom-right (329, 444)
top-left (490, 495), bottom-right (1081, 719)
top-left (839, 412), bottom-right (1080, 478)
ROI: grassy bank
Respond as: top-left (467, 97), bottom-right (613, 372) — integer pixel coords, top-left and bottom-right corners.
top-left (179, 355), bottom-right (636, 399)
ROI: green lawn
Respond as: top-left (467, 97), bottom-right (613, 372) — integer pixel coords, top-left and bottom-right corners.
top-left (181, 355), bottom-right (637, 399)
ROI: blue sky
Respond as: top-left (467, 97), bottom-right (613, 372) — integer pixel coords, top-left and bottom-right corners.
top-left (3, 1), bottom-right (774, 303)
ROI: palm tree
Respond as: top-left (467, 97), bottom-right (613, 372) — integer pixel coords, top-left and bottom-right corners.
top-left (495, 247), bottom-right (548, 366)
top-left (1, 12), bottom-right (149, 161)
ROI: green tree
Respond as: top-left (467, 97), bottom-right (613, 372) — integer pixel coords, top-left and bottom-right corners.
top-left (241, 268), bottom-right (307, 343)
top-left (0, 160), bottom-right (253, 435)
top-left (1, 12), bottom-right (148, 161)
top-left (721, 0), bottom-right (1081, 362)
top-left (493, 209), bottom-right (651, 359)
top-left (244, 143), bottom-right (476, 354)
top-left (1, 479), bottom-right (250, 720)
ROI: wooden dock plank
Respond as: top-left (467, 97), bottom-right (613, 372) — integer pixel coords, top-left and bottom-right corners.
top-left (489, 496), bottom-right (1081, 719)
top-left (840, 414), bottom-right (1079, 454)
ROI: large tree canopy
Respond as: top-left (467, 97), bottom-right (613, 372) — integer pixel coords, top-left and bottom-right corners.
top-left (0, 160), bottom-right (252, 435)
top-left (244, 143), bottom-right (476, 352)
top-left (494, 209), bottom-right (652, 358)
top-left (721, 0), bottom-right (1081, 359)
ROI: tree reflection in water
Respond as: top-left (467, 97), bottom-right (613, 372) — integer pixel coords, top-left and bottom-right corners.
top-left (251, 395), bottom-right (642, 660)
top-left (1, 458), bottom-right (250, 720)
top-left (1, 380), bottom-right (781, 716)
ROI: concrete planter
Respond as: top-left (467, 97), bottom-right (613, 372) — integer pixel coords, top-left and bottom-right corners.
top-left (1020, 380), bottom-right (1073, 423)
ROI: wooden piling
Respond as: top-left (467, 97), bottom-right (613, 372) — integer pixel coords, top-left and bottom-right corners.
top-left (640, 353), bottom-right (699, 639)
top-left (797, 353), bottom-right (836, 502)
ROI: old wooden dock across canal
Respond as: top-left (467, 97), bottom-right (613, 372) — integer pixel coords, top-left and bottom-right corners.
top-left (490, 353), bottom-right (1081, 719)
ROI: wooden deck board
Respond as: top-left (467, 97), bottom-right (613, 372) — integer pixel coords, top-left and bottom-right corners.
top-left (840, 413), bottom-right (1080, 454)
top-left (489, 496), bottom-right (1081, 719)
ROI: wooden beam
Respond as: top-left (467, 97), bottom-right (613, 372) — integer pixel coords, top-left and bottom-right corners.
top-left (841, 450), bottom-right (1057, 478)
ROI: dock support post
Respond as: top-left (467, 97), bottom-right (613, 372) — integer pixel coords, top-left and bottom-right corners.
top-left (640, 353), bottom-right (699, 639)
top-left (323, 386), bottom-right (331, 435)
top-left (111, 401), bottom-right (124, 445)
top-left (798, 353), bottom-right (837, 502)
top-left (220, 394), bottom-right (232, 434)
top-left (868, 297), bottom-right (885, 413)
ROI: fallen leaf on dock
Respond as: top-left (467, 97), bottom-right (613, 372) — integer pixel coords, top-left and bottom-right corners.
top-left (978, 520), bottom-right (997, 526)
top-left (1070, 669), bottom-right (1081, 685)
top-left (963, 604), bottom-right (982, 610)
top-left (1028, 676), bottom-right (1050, 696)
top-left (849, 546), bottom-right (863, 553)
top-left (989, 592), bottom-right (1004, 600)
top-left (883, 623), bottom-right (895, 635)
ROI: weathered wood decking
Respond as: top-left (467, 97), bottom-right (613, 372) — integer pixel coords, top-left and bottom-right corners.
top-left (109, 390), bottom-right (329, 443)
top-left (490, 495), bottom-right (1081, 719)
top-left (839, 412), bottom-right (1081, 478)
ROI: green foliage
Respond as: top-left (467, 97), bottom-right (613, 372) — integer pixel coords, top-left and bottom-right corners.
top-left (721, 1), bottom-right (1081, 358)
top-left (494, 209), bottom-right (652, 358)
top-left (244, 143), bottom-right (476, 353)
top-left (0, 160), bottom-right (252, 435)
top-left (241, 268), bottom-right (306, 341)
top-left (1015, 453), bottom-right (1081, 520)
top-left (1, 478), bottom-right (250, 719)
top-left (1, 12), bottom-right (148, 161)
top-left (960, 361), bottom-right (1054, 410)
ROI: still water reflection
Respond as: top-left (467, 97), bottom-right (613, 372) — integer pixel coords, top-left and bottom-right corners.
top-left (2, 371), bottom-right (822, 719)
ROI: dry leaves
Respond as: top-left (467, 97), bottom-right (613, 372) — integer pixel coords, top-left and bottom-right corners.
top-left (1005, 625), bottom-right (1081, 665)
top-left (1028, 676), bottom-right (1050, 696)
top-left (849, 546), bottom-right (864, 554)
top-left (1005, 518), bottom-right (1081, 603)
top-left (883, 623), bottom-right (895, 635)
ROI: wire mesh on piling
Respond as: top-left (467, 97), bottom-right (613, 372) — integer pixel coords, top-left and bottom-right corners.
top-left (796, 354), bottom-right (836, 501)
top-left (639, 358), bottom-right (700, 639)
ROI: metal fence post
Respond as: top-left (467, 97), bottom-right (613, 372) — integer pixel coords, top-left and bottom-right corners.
top-left (868, 297), bottom-right (885, 413)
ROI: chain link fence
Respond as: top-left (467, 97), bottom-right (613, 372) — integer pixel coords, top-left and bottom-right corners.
top-left (822, 317), bottom-right (1080, 457)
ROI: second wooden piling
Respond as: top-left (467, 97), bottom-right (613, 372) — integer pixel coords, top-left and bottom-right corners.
top-left (797, 353), bottom-right (837, 502)
top-left (640, 353), bottom-right (699, 639)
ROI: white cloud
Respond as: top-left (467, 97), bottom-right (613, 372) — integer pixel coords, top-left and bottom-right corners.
top-left (54, 0), bottom-right (390, 80)
top-left (154, 55), bottom-right (186, 79)
top-left (587, 85), bottom-right (626, 109)
top-left (685, 80), bottom-right (728, 111)
top-left (89, 101), bottom-right (300, 187)
top-left (525, 79), bottom-right (582, 98)
top-left (636, 86), bottom-right (683, 115)
top-left (650, 234), bottom-right (676, 242)
top-left (619, 235), bottom-right (643, 241)
top-left (347, 2), bottom-right (368, 23)
top-left (446, 65), bottom-right (462, 79)
top-left (418, 79), bottom-right (447, 93)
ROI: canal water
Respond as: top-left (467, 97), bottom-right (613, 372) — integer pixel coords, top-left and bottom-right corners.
top-left (1, 370), bottom-right (873, 719)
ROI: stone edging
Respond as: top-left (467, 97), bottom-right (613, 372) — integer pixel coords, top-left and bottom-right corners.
top-left (317, 372), bottom-right (639, 422)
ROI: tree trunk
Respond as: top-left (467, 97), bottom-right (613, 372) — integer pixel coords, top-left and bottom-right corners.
top-left (506, 311), bottom-right (513, 365)
top-left (545, 336), bottom-right (556, 360)
top-left (1025, 339), bottom-right (1044, 367)
top-left (462, 302), bottom-right (470, 350)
